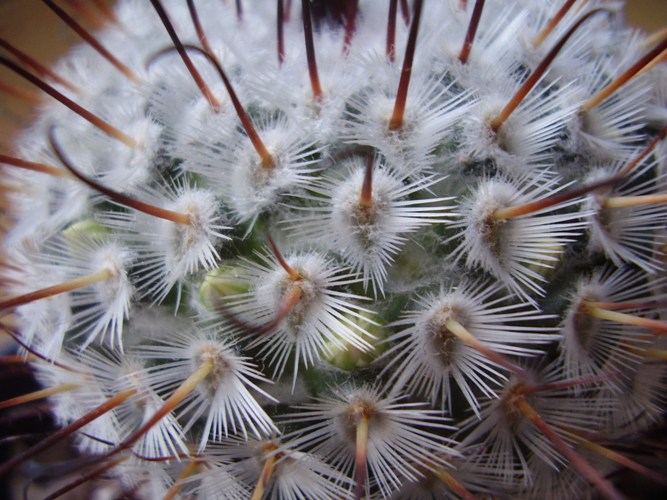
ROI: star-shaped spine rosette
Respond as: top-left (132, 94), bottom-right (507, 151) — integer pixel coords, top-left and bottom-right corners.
top-left (223, 247), bottom-right (376, 386)
top-left (183, 114), bottom-right (322, 231)
top-left (459, 79), bottom-right (579, 176)
top-left (558, 265), bottom-right (667, 384)
top-left (52, 347), bottom-right (190, 460)
top-left (582, 157), bottom-right (667, 272)
top-left (346, 68), bottom-right (475, 176)
top-left (449, 172), bottom-right (588, 305)
top-left (204, 436), bottom-right (352, 499)
top-left (32, 351), bottom-right (124, 456)
top-left (285, 155), bottom-right (453, 296)
top-left (382, 280), bottom-right (556, 415)
top-left (136, 328), bottom-right (277, 451)
top-left (2, 233), bottom-right (133, 352)
top-left (459, 366), bottom-right (617, 490)
top-left (284, 385), bottom-right (459, 498)
top-left (100, 182), bottom-right (229, 304)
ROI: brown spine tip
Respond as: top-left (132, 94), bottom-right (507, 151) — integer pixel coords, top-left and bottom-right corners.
top-left (432, 468), bottom-right (474, 500)
top-left (149, 0), bottom-right (220, 112)
top-left (353, 408), bottom-right (369, 500)
top-left (492, 176), bottom-right (619, 221)
top-left (91, 0), bottom-right (120, 25)
top-left (250, 445), bottom-right (279, 500)
top-left (63, 0), bottom-right (109, 28)
top-left (490, 8), bottom-right (610, 134)
top-left (643, 25), bottom-right (667, 49)
top-left (513, 396), bottom-right (624, 500)
top-left (444, 317), bottom-right (527, 377)
top-left (301, 0), bottom-right (324, 101)
top-left (342, 1), bottom-right (359, 55)
top-left (0, 388), bottom-right (136, 478)
top-left (175, 44), bottom-right (275, 169)
top-left (0, 154), bottom-right (72, 178)
top-left (458, 0), bottom-right (485, 65)
top-left (0, 268), bottom-right (113, 311)
top-left (0, 354), bottom-right (30, 365)
top-left (516, 373), bottom-right (620, 396)
top-left (48, 127), bottom-right (191, 225)
top-left (215, 286), bottom-right (302, 336)
top-left (0, 37), bottom-right (79, 94)
top-left (573, 436), bottom-right (667, 488)
top-left (580, 35), bottom-right (667, 114)
top-left (0, 384), bottom-right (78, 411)
top-left (0, 324), bottom-right (75, 370)
top-left (164, 461), bottom-right (200, 500)
top-left (0, 55), bottom-right (136, 147)
top-left (532, 0), bottom-right (577, 48)
top-left (399, 0), bottom-right (410, 25)
top-left (386, 0), bottom-right (398, 63)
top-left (359, 154), bottom-right (374, 209)
top-left (617, 125), bottom-right (667, 177)
top-left (603, 193), bottom-right (667, 209)
top-left (388, 0), bottom-right (423, 131)
top-left (88, 360), bottom-right (214, 472)
top-left (277, 0), bottom-right (286, 65)
top-left (268, 234), bottom-right (299, 280)
top-left (583, 302), bottom-right (667, 334)
top-left (187, 0), bottom-right (214, 56)
top-left (585, 299), bottom-right (667, 311)
top-left (216, 234), bottom-right (305, 336)
top-left (0, 81), bottom-right (42, 105)
top-left (42, 0), bottom-right (141, 83)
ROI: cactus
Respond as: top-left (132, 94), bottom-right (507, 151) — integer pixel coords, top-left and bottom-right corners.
top-left (1, 1), bottom-right (666, 498)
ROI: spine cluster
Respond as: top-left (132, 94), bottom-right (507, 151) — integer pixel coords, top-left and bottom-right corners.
top-left (1, 1), bottom-right (666, 498)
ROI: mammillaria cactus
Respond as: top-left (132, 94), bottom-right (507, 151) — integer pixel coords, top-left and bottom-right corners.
top-left (1, 0), bottom-right (666, 498)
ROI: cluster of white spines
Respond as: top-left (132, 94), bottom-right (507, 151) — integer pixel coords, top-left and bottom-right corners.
top-left (1, 0), bottom-right (666, 498)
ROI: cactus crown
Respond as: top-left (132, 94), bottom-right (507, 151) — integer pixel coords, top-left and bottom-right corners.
top-left (1, 0), bottom-right (666, 498)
